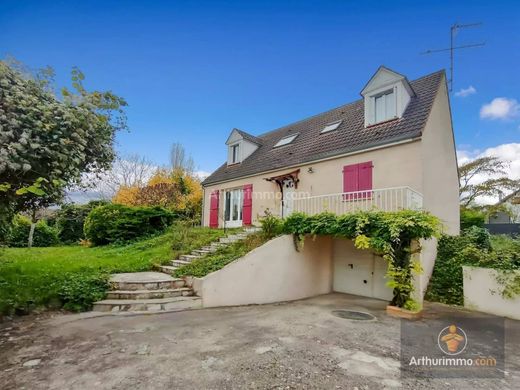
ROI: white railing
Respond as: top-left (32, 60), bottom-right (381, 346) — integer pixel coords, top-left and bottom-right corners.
top-left (292, 186), bottom-right (423, 216)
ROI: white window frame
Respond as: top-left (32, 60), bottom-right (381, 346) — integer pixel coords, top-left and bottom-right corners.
top-left (274, 133), bottom-right (299, 148)
top-left (224, 188), bottom-right (243, 227)
top-left (321, 120), bottom-right (342, 134)
top-left (230, 143), bottom-right (240, 164)
top-left (372, 88), bottom-right (396, 124)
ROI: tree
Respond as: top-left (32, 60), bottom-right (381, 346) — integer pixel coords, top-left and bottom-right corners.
top-left (459, 156), bottom-right (519, 207)
top-left (170, 143), bottom-right (195, 174)
top-left (0, 59), bottom-right (127, 244)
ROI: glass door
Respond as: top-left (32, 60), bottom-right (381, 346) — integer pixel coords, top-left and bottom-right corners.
top-left (224, 189), bottom-right (243, 227)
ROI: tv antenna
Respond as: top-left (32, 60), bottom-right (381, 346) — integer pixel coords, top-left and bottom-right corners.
top-left (422, 22), bottom-right (485, 92)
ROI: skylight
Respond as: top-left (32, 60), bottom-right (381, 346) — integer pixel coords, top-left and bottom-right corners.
top-left (274, 133), bottom-right (299, 147)
top-left (321, 120), bottom-right (342, 134)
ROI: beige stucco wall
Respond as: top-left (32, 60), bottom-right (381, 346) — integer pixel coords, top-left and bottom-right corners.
top-left (463, 266), bottom-right (520, 320)
top-left (199, 235), bottom-right (333, 307)
top-left (420, 75), bottom-right (460, 235)
top-left (203, 139), bottom-right (423, 227)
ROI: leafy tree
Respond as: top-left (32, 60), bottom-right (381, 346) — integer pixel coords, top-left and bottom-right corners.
top-left (459, 156), bottom-right (519, 207)
top-left (0, 59), bottom-right (127, 244)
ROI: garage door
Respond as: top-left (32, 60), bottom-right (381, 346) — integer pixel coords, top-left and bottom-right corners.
top-left (332, 239), bottom-right (393, 301)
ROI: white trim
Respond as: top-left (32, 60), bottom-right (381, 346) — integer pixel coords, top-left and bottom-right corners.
top-left (203, 137), bottom-right (421, 187)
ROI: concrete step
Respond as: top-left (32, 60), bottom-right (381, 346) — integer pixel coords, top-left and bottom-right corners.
top-left (170, 259), bottom-right (191, 266)
top-left (180, 254), bottom-right (200, 262)
top-left (201, 246), bottom-right (218, 252)
top-left (158, 265), bottom-right (179, 275)
top-left (106, 288), bottom-right (193, 300)
top-left (109, 272), bottom-right (185, 290)
top-left (92, 296), bottom-right (202, 313)
top-left (192, 249), bottom-right (212, 256)
top-left (219, 237), bottom-right (238, 244)
top-left (210, 242), bottom-right (225, 248)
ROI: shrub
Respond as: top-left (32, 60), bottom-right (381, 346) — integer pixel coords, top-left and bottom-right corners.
top-left (460, 207), bottom-right (485, 230)
top-left (259, 209), bottom-right (284, 239)
top-left (55, 201), bottom-right (107, 244)
top-left (8, 215), bottom-right (60, 247)
top-left (84, 204), bottom-right (175, 245)
top-left (426, 231), bottom-right (520, 305)
top-left (57, 274), bottom-right (109, 312)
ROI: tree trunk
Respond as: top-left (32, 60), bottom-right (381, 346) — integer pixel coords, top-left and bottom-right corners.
top-left (28, 210), bottom-right (37, 249)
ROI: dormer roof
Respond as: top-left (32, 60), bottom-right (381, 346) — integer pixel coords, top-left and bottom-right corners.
top-left (226, 128), bottom-right (263, 145)
top-left (360, 66), bottom-right (415, 97)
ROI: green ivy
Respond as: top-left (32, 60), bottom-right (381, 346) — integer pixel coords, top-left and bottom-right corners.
top-left (281, 211), bottom-right (441, 309)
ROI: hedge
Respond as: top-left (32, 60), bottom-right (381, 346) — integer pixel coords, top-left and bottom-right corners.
top-left (84, 204), bottom-right (175, 245)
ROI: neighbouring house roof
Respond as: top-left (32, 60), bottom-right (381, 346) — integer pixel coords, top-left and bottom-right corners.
top-left (203, 70), bottom-right (445, 186)
top-left (496, 189), bottom-right (520, 205)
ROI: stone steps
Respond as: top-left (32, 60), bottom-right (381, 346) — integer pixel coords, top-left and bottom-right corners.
top-left (93, 296), bottom-right (202, 313)
top-left (106, 288), bottom-right (193, 300)
top-left (109, 272), bottom-right (186, 291)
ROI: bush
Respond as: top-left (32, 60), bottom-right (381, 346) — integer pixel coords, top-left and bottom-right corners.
top-left (426, 231), bottom-right (520, 305)
top-left (8, 215), bottom-right (60, 247)
top-left (55, 201), bottom-right (107, 244)
top-left (259, 210), bottom-right (284, 239)
top-left (58, 274), bottom-right (109, 312)
top-left (460, 207), bottom-right (485, 230)
top-left (84, 204), bottom-right (175, 245)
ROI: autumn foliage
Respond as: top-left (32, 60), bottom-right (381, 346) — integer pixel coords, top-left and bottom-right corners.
top-left (113, 168), bottom-right (202, 219)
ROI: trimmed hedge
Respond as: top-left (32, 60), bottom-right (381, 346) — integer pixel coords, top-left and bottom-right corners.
top-left (7, 215), bottom-right (60, 247)
top-left (84, 204), bottom-right (175, 245)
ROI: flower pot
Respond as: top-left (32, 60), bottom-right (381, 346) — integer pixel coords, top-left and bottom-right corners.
top-left (386, 304), bottom-right (422, 320)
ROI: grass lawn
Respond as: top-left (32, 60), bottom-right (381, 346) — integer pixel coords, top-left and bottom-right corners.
top-left (0, 224), bottom-right (228, 315)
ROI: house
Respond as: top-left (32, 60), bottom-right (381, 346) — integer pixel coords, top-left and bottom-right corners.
top-left (198, 66), bottom-right (460, 304)
top-left (202, 66), bottom-right (459, 235)
top-left (487, 189), bottom-right (520, 224)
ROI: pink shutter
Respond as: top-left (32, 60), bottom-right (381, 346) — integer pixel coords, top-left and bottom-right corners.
top-left (209, 190), bottom-right (219, 228)
top-left (242, 184), bottom-right (253, 225)
top-left (343, 164), bottom-right (359, 201)
top-left (358, 161), bottom-right (373, 199)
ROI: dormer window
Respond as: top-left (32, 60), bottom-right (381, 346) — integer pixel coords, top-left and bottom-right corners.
top-left (231, 143), bottom-right (240, 164)
top-left (374, 89), bottom-right (396, 123)
top-left (361, 66), bottom-right (415, 127)
top-left (274, 133), bottom-right (298, 148)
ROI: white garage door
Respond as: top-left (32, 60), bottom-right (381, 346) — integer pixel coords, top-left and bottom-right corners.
top-left (332, 239), bottom-right (393, 301)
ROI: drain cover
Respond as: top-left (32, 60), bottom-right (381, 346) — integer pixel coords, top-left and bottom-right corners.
top-left (331, 310), bottom-right (376, 321)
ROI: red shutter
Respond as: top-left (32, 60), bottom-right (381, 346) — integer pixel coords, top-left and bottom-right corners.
top-left (209, 190), bottom-right (219, 228)
top-left (343, 164), bottom-right (359, 201)
top-left (358, 161), bottom-right (373, 199)
top-left (242, 184), bottom-right (253, 225)
top-left (343, 161), bottom-right (373, 200)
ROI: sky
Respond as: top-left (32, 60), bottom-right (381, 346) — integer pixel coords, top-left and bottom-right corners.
top-left (1, 0), bottom-right (519, 182)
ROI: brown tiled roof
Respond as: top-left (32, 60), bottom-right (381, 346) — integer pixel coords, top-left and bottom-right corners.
top-left (203, 70), bottom-right (445, 186)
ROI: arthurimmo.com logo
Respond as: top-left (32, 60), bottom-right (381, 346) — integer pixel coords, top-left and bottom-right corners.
top-left (437, 324), bottom-right (467, 355)
top-left (401, 317), bottom-right (504, 378)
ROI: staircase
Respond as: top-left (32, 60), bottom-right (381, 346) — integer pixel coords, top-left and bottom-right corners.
top-left (92, 227), bottom-right (260, 313)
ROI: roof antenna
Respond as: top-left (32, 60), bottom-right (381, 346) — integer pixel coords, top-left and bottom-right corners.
top-left (421, 23), bottom-right (485, 92)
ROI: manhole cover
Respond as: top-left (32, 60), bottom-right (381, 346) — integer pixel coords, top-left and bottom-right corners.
top-left (331, 310), bottom-right (376, 321)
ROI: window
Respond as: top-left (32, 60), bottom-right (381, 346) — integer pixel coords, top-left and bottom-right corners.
top-left (231, 144), bottom-right (240, 163)
top-left (274, 133), bottom-right (298, 147)
top-left (321, 120), bottom-right (342, 134)
top-left (374, 90), bottom-right (396, 123)
top-left (224, 189), bottom-right (243, 227)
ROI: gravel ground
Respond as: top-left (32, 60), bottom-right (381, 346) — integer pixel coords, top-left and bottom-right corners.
top-left (0, 293), bottom-right (518, 389)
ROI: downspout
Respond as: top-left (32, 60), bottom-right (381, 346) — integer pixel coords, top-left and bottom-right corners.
top-left (201, 186), bottom-right (206, 227)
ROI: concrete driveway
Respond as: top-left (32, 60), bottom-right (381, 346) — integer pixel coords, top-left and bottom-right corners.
top-left (1, 293), bottom-right (518, 389)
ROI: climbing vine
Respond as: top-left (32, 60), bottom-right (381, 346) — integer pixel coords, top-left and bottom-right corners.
top-left (281, 211), bottom-right (441, 310)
